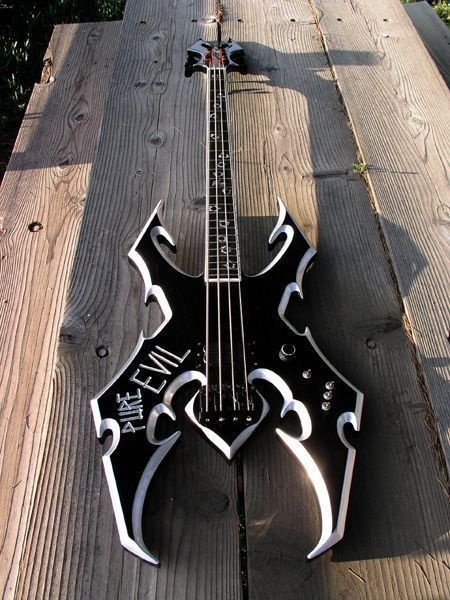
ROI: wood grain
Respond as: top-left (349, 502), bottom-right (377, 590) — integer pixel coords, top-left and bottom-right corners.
top-left (313, 0), bottom-right (450, 470)
top-left (14, 1), bottom-right (243, 599)
top-left (222, 1), bottom-right (450, 599)
top-left (4, 1), bottom-right (450, 599)
top-left (404, 1), bottom-right (450, 86)
top-left (0, 22), bottom-right (120, 599)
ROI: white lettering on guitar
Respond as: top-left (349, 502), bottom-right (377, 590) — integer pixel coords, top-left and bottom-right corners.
top-left (129, 345), bottom-right (190, 394)
top-left (116, 390), bottom-right (145, 434)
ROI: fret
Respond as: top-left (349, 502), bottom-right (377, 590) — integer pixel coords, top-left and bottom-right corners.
top-left (208, 246), bottom-right (238, 250)
top-left (208, 236), bottom-right (238, 241)
top-left (207, 264), bottom-right (240, 270)
top-left (208, 233), bottom-right (238, 238)
top-left (208, 209), bottom-right (234, 212)
top-left (208, 274), bottom-right (240, 278)
top-left (208, 219), bottom-right (235, 223)
top-left (207, 279), bottom-right (241, 284)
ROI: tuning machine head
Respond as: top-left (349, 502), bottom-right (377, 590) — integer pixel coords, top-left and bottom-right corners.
top-left (220, 39), bottom-right (248, 74)
top-left (185, 38), bottom-right (248, 77)
top-left (185, 40), bottom-right (213, 77)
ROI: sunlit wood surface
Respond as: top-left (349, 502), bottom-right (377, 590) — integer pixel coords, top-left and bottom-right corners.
top-left (0, 1), bottom-right (448, 598)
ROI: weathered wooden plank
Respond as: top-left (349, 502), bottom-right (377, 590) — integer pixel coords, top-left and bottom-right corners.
top-left (0, 22), bottom-right (120, 599)
top-left (404, 1), bottom-right (450, 86)
top-left (222, 1), bottom-right (450, 598)
top-left (313, 0), bottom-right (450, 469)
top-left (14, 1), bottom-right (243, 599)
top-left (10, 1), bottom-right (450, 599)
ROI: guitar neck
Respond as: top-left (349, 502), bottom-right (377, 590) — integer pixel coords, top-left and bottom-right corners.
top-left (205, 67), bottom-right (241, 283)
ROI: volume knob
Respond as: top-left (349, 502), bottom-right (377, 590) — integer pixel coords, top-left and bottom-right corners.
top-left (279, 343), bottom-right (296, 362)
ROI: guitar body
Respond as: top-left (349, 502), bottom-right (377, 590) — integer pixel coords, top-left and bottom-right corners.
top-left (92, 198), bottom-right (362, 564)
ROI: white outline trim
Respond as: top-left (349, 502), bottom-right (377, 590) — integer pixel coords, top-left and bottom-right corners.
top-left (131, 433), bottom-right (180, 559)
top-left (129, 200), bottom-right (164, 304)
top-left (185, 392), bottom-right (270, 460)
top-left (276, 429), bottom-right (334, 559)
top-left (102, 450), bottom-right (159, 564)
top-left (248, 336), bottom-right (363, 560)
top-left (91, 332), bottom-right (147, 436)
top-left (252, 198), bottom-right (316, 283)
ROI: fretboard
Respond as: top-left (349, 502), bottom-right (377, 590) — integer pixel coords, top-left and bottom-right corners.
top-left (205, 67), bottom-right (241, 283)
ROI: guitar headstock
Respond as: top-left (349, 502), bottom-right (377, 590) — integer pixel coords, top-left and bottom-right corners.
top-left (185, 39), bottom-right (247, 77)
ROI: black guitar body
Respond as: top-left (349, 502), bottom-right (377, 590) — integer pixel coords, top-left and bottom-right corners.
top-left (91, 199), bottom-right (363, 564)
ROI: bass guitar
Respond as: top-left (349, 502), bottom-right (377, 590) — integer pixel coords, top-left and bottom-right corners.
top-left (91, 39), bottom-right (363, 565)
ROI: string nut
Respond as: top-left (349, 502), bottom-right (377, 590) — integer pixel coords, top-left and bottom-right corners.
top-left (325, 381), bottom-right (335, 390)
top-left (302, 369), bottom-right (312, 379)
top-left (323, 391), bottom-right (333, 400)
top-left (321, 401), bottom-right (331, 412)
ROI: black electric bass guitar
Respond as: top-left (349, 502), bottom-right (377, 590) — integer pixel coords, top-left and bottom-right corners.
top-left (91, 40), bottom-right (363, 565)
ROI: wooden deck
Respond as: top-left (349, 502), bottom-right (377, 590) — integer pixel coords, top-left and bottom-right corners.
top-left (0, 1), bottom-right (449, 598)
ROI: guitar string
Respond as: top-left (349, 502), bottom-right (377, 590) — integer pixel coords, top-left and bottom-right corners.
top-left (218, 65), bottom-right (237, 411)
top-left (204, 65), bottom-right (211, 414)
top-left (222, 63), bottom-right (250, 411)
top-left (205, 54), bottom-right (251, 416)
top-left (213, 65), bottom-right (223, 412)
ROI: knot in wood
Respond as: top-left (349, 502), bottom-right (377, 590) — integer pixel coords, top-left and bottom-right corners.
top-left (148, 130), bottom-right (167, 148)
top-left (57, 155), bottom-right (72, 168)
top-left (152, 80), bottom-right (167, 94)
top-left (28, 222), bottom-right (43, 233)
top-left (435, 204), bottom-right (450, 227)
top-left (366, 338), bottom-right (377, 350)
top-left (96, 345), bottom-right (109, 358)
top-left (187, 194), bottom-right (206, 211)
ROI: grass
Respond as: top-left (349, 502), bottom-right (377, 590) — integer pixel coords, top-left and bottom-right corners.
top-left (353, 162), bottom-right (368, 175)
top-left (432, 0), bottom-right (450, 22)
top-left (0, 1), bottom-right (126, 180)
top-left (402, 0), bottom-right (449, 23)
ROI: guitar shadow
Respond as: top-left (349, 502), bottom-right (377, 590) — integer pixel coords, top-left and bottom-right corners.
top-left (229, 41), bottom-right (447, 572)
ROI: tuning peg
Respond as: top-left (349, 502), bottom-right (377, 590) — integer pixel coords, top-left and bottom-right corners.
top-left (184, 40), bottom-right (212, 77)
